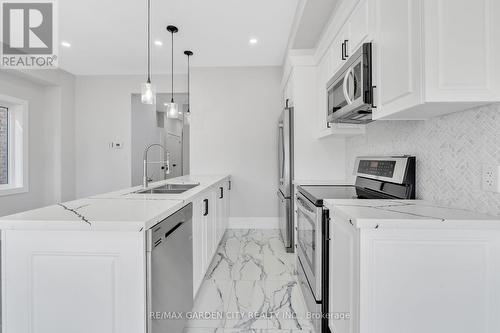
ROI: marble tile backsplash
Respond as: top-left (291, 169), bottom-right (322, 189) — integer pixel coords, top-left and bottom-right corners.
top-left (346, 103), bottom-right (500, 217)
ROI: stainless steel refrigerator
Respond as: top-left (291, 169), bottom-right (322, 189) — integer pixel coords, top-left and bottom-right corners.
top-left (277, 104), bottom-right (294, 253)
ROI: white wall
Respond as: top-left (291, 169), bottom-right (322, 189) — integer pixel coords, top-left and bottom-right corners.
top-left (0, 70), bottom-right (75, 216)
top-left (290, 66), bottom-right (347, 183)
top-left (74, 74), bottom-right (187, 198)
top-left (190, 67), bottom-right (282, 223)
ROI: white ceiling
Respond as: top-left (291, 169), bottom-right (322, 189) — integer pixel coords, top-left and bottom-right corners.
top-left (58, 0), bottom-right (299, 75)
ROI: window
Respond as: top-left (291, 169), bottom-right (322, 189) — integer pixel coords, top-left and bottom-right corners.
top-left (0, 107), bottom-right (7, 185)
top-left (0, 95), bottom-right (28, 196)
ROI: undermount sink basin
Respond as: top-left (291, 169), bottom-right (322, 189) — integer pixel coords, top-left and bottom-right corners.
top-left (135, 183), bottom-right (200, 194)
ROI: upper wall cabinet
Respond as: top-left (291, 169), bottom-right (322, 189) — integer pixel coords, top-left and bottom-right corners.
top-left (328, 0), bottom-right (373, 81)
top-left (347, 0), bottom-right (372, 57)
top-left (313, 0), bottom-right (371, 137)
top-left (373, 0), bottom-right (500, 120)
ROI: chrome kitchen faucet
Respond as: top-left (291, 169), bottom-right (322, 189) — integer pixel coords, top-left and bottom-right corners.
top-left (143, 143), bottom-right (170, 188)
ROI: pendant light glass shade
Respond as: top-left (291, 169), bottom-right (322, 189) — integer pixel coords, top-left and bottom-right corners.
top-left (166, 102), bottom-right (179, 118)
top-left (184, 110), bottom-right (191, 124)
top-left (141, 81), bottom-right (156, 104)
top-left (141, 0), bottom-right (155, 105)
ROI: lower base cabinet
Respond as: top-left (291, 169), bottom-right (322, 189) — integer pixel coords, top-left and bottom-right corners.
top-left (2, 230), bottom-right (146, 333)
top-left (216, 180), bottom-right (230, 245)
top-left (329, 212), bottom-right (500, 333)
top-left (192, 179), bottom-right (231, 297)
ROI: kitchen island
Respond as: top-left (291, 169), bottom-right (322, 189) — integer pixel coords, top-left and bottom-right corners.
top-left (0, 175), bottom-right (231, 333)
top-left (326, 199), bottom-right (500, 333)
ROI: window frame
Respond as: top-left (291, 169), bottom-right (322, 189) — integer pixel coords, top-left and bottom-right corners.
top-left (0, 106), bottom-right (8, 186)
top-left (0, 94), bottom-right (29, 196)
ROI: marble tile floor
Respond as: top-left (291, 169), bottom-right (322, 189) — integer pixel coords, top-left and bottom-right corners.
top-left (185, 229), bottom-right (314, 333)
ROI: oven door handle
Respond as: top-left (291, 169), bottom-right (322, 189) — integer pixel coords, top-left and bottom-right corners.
top-left (296, 198), bottom-right (317, 221)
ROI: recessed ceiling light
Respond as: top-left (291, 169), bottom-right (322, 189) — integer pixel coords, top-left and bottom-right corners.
top-left (61, 41), bottom-right (71, 48)
top-left (249, 38), bottom-right (258, 45)
top-left (154, 40), bottom-right (163, 46)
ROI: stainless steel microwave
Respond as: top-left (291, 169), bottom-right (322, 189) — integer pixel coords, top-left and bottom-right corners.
top-left (326, 42), bottom-right (374, 124)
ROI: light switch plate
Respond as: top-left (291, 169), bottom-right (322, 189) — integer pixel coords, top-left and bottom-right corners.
top-left (482, 165), bottom-right (500, 193)
top-left (109, 142), bottom-right (124, 149)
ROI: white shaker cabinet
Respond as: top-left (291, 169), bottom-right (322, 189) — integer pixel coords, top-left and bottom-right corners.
top-left (192, 179), bottom-right (230, 297)
top-left (204, 189), bottom-right (218, 272)
top-left (328, 211), bottom-right (500, 333)
top-left (313, 0), bottom-right (370, 137)
top-left (192, 188), bottom-right (217, 296)
top-left (192, 194), bottom-right (207, 296)
top-left (1, 230), bottom-right (145, 333)
top-left (347, 0), bottom-right (372, 56)
top-left (215, 180), bottom-right (230, 245)
top-left (325, 0), bottom-right (373, 78)
top-left (373, 0), bottom-right (500, 120)
top-left (329, 214), bottom-right (360, 333)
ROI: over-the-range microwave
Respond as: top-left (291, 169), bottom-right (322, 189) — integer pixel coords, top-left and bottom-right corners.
top-left (326, 42), bottom-right (374, 124)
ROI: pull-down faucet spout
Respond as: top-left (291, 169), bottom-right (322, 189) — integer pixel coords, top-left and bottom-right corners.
top-left (143, 143), bottom-right (170, 188)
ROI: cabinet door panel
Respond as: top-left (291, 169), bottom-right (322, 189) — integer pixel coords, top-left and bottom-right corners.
top-left (375, 0), bottom-right (422, 116)
top-left (192, 196), bottom-right (206, 297)
top-left (329, 216), bottom-right (359, 333)
top-left (424, 0), bottom-right (498, 100)
top-left (331, 26), bottom-right (349, 75)
top-left (349, 0), bottom-right (370, 52)
top-left (2, 230), bottom-right (144, 333)
top-left (216, 184), bottom-right (225, 244)
top-left (224, 181), bottom-right (230, 231)
top-left (204, 190), bottom-right (218, 268)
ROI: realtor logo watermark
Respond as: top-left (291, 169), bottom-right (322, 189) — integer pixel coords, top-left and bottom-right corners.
top-left (1, 0), bottom-right (58, 68)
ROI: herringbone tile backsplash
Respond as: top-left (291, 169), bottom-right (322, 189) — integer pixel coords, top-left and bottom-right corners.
top-left (346, 103), bottom-right (500, 217)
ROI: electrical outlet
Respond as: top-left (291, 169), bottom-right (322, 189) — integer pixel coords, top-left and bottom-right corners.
top-left (482, 165), bottom-right (500, 193)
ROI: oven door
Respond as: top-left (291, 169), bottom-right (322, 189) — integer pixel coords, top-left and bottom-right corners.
top-left (296, 192), bottom-right (323, 300)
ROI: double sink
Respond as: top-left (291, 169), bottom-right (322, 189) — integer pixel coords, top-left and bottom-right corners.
top-left (135, 183), bottom-right (200, 194)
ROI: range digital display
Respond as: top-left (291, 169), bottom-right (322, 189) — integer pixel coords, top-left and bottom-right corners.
top-left (358, 160), bottom-right (396, 178)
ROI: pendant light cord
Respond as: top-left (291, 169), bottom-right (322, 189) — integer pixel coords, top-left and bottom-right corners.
top-left (187, 55), bottom-right (190, 112)
top-left (147, 0), bottom-right (151, 83)
top-left (171, 30), bottom-right (174, 103)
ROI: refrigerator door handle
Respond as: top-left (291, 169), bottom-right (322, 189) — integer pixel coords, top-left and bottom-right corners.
top-left (278, 124), bottom-right (285, 185)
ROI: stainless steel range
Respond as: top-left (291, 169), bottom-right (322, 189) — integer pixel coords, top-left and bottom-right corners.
top-left (296, 156), bottom-right (416, 333)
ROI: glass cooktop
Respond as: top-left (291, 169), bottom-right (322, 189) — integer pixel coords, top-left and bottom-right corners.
top-left (297, 185), bottom-right (358, 206)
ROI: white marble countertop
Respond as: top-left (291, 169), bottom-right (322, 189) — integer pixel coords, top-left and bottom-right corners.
top-left (324, 199), bottom-right (500, 229)
top-left (0, 175), bottom-right (230, 232)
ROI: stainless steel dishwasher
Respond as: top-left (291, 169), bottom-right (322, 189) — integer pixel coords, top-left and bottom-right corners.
top-left (146, 203), bottom-right (193, 333)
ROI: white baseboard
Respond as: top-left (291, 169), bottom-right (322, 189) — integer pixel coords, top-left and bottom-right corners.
top-left (228, 217), bottom-right (279, 229)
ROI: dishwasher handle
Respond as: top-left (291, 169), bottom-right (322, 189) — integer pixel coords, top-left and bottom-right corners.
top-left (164, 222), bottom-right (184, 240)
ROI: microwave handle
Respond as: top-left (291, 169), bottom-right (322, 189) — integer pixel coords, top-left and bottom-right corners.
top-left (343, 67), bottom-right (353, 105)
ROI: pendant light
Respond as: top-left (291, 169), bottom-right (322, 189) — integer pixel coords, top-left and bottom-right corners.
top-left (141, 0), bottom-right (156, 104)
top-left (184, 50), bottom-right (193, 125)
top-left (166, 25), bottom-right (179, 118)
